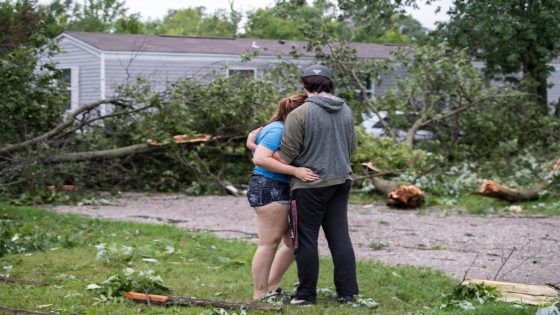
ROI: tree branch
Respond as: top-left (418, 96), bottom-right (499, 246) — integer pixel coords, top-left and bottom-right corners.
top-left (0, 98), bottom-right (124, 155)
top-left (44, 143), bottom-right (155, 163)
top-left (324, 42), bottom-right (400, 142)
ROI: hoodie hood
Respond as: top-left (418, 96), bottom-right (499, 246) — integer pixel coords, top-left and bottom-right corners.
top-left (306, 94), bottom-right (345, 113)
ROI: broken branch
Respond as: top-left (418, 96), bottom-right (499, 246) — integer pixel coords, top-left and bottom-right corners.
top-left (0, 276), bottom-right (47, 287)
top-left (124, 292), bottom-right (282, 311)
top-left (0, 99), bottom-right (123, 155)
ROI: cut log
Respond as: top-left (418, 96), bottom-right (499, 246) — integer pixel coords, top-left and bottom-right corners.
top-left (462, 279), bottom-right (558, 305)
top-left (386, 184), bottom-right (425, 208)
top-left (471, 180), bottom-right (546, 202)
top-left (124, 292), bottom-right (282, 311)
top-left (363, 165), bottom-right (425, 209)
top-left (471, 159), bottom-right (559, 202)
top-left (369, 177), bottom-right (425, 208)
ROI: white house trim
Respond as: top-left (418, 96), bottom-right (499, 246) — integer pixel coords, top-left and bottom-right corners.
top-left (100, 52), bottom-right (107, 115)
top-left (70, 66), bottom-right (80, 110)
top-left (56, 33), bottom-right (102, 57)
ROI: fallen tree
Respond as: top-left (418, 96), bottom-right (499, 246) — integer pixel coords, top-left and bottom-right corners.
top-left (471, 159), bottom-right (560, 202)
top-left (361, 162), bottom-right (425, 208)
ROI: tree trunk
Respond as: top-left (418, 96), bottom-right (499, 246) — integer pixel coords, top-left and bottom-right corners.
top-left (371, 176), bottom-right (425, 208)
top-left (524, 58), bottom-right (549, 113)
top-left (471, 180), bottom-right (545, 202)
top-left (44, 134), bottom-right (213, 163)
top-left (45, 143), bottom-right (155, 163)
top-left (471, 159), bottom-right (559, 202)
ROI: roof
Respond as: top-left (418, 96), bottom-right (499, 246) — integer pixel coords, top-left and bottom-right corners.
top-left (63, 31), bottom-right (399, 59)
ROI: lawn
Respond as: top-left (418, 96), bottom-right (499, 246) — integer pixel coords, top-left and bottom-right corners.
top-left (0, 203), bottom-right (540, 314)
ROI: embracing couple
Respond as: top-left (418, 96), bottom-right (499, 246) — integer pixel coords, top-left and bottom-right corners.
top-left (246, 65), bottom-right (358, 306)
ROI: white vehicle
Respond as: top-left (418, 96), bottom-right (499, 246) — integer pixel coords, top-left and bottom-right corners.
top-left (360, 111), bottom-right (434, 140)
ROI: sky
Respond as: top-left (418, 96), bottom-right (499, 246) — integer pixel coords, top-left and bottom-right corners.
top-left (38, 0), bottom-right (453, 30)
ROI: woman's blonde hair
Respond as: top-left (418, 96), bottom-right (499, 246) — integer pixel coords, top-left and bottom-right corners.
top-left (266, 93), bottom-right (307, 124)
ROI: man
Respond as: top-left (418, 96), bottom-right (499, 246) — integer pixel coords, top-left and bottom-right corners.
top-left (275, 64), bottom-right (358, 305)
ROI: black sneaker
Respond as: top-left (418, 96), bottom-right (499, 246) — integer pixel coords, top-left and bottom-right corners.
top-left (259, 288), bottom-right (285, 303)
top-left (283, 295), bottom-right (315, 306)
top-left (271, 287), bottom-right (284, 296)
top-left (336, 295), bottom-right (356, 304)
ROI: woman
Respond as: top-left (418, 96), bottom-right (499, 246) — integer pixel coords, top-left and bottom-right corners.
top-left (246, 93), bottom-right (319, 301)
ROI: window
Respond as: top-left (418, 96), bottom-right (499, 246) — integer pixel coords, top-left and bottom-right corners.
top-left (59, 69), bottom-right (72, 110)
top-left (354, 75), bottom-right (376, 100)
top-left (227, 68), bottom-right (256, 81)
top-left (57, 67), bottom-right (79, 111)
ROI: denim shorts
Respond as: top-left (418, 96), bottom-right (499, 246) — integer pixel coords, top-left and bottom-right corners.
top-left (247, 174), bottom-right (290, 207)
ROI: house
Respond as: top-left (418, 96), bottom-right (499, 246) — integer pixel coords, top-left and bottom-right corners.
top-left (51, 31), bottom-right (405, 112)
top-left (50, 31), bottom-right (560, 113)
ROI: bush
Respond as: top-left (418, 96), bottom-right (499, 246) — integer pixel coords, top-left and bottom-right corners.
top-left (352, 127), bottom-right (440, 174)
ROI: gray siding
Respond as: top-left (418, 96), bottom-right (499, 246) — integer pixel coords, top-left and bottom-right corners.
top-left (52, 38), bottom-right (101, 106)
top-left (548, 64), bottom-right (560, 104)
top-left (103, 53), bottom-right (310, 96)
top-left (375, 63), bottom-right (408, 98)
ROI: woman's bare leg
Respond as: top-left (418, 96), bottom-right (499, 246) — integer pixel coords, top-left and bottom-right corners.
top-left (252, 202), bottom-right (289, 300)
top-left (268, 226), bottom-right (294, 292)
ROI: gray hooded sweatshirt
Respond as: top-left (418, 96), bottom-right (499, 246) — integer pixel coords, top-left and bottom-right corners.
top-left (278, 94), bottom-right (356, 190)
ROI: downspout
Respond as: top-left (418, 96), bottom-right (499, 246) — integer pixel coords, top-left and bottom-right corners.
top-left (100, 52), bottom-right (106, 115)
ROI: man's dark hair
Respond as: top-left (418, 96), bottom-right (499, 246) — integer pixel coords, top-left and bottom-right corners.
top-left (301, 75), bottom-right (335, 93)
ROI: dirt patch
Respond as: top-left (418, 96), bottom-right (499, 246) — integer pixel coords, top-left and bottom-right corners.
top-left (48, 193), bottom-right (560, 285)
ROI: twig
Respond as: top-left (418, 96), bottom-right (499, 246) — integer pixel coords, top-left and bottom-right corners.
top-left (493, 247), bottom-right (516, 281)
top-left (546, 282), bottom-right (560, 292)
top-left (0, 307), bottom-right (58, 315)
top-left (0, 276), bottom-right (47, 287)
top-left (124, 292), bottom-right (282, 311)
top-left (460, 254), bottom-right (479, 284)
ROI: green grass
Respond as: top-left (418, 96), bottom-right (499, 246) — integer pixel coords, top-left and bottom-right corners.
top-left (0, 203), bottom-right (540, 314)
top-left (446, 195), bottom-right (560, 216)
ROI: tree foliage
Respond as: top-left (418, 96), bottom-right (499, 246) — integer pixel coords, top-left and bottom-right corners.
top-left (46, 0), bottom-right (141, 33)
top-left (0, 0), bottom-right (66, 145)
top-left (437, 0), bottom-right (560, 108)
top-left (156, 6), bottom-right (241, 37)
top-left (244, 3), bottom-right (340, 40)
top-left (245, 0), bottom-right (426, 44)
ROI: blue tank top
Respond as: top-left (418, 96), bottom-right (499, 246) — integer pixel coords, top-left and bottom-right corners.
top-left (253, 121), bottom-right (289, 183)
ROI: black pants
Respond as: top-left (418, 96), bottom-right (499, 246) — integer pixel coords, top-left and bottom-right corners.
top-left (289, 180), bottom-right (358, 301)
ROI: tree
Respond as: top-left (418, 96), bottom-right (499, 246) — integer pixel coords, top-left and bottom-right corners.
top-left (0, 0), bottom-right (66, 145)
top-left (437, 0), bottom-right (560, 110)
top-left (244, 4), bottom-right (340, 40)
top-left (113, 13), bottom-right (144, 34)
top-left (252, 0), bottom-right (425, 43)
top-left (157, 6), bottom-right (241, 37)
top-left (350, 14), bottom-right (427, 44)
top-left (46, 0), bottom-right (138, 33)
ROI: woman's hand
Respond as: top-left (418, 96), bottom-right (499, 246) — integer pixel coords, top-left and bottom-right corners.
top-left (246, 127), bottom-right (262, 152)
top-left (292, 167), bottom-right (320, 182)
